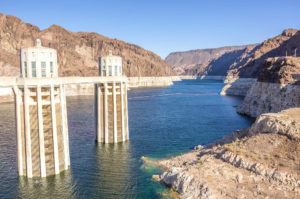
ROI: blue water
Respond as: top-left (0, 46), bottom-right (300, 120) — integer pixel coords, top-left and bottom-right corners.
top-left (0, 79), bottom-right (253, 198)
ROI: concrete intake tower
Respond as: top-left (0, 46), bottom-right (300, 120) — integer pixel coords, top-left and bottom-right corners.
top-left (9, 41), bottom-right (130, 178)
top-left (95, 51), bottom-right (129, 143)
top-left (14, 39), bottom-right (70, 178)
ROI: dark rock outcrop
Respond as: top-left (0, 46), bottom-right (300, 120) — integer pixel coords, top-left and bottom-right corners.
top-left (258, 57), bottom-right (300, 84)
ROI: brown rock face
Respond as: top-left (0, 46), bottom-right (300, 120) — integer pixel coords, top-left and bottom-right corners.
top-left (188, 47), bottom-right (257, 76)
top-left (0, 13), bottom-right (174, 77)
top-left (227, 29), bottom-right (300, 78)
top-left (236, 57), bottom-right (300, 117)
top-left (258, 57), bottom-right (300, 84)
top-left (165, 45), bottom-right (255, 75)
top-left (166, 29), bottom-right (300, 78)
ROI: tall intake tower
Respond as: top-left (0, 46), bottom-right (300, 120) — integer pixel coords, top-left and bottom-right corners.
top-left (14, 39), bottom-right (70, 178)
top-left (95, 51), bottom-right (129, 143)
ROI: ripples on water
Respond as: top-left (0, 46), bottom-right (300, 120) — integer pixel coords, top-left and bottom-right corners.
top-left (0, 79), bottom-right (253, 198)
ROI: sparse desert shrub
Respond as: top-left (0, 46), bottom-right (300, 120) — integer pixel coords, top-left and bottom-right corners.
top-left (278, 162), bottom-right (285, 167)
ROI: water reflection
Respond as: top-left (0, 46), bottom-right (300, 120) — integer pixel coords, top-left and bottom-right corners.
top-left (94, 142), bottom-right (133, 198)
top-left (17, 170), bottom-right (75, 198)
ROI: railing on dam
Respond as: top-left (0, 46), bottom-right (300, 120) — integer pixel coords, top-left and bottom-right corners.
top-left (0, 76), bottom-right (128, 88)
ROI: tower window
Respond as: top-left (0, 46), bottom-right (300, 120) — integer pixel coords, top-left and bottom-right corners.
top-left (24, 62), bottom-right (27, 77)
top-left (108, 65), bottom-right (112, 76)
top-left (115, 65), bottom-right (118, 76)
top-left (31, 62), bottom-right (36, 77)
top-left (50, 62), bottom-right (53, 73)
top-left (41, 62), bottom-right (46, 77)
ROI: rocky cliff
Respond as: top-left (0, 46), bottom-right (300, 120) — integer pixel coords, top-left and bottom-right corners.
top-left (165, 45), bottom-right (253, 75)
top-left (154, 108), bottom-right (300, 199)
top-left (237, 57), bottom-right (300, 117)
top-left (227, 29), bottom-right (300, 79)
top-left (220, 29), bottom-right (300, 96)
top-left (0, 13), bottom-right (174, 77)
top-left (166, 29), bottom-right (299, 86)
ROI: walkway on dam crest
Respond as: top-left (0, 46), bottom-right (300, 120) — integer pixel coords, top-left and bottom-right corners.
top-left (0, 76), bottom-right (128, 88)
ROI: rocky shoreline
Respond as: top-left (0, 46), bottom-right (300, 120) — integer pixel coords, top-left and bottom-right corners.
top-left (149, 56), bottom-right (300, 198)
top-left (220, 77), bottom-right (256, 96)
top-left (127, 76), bottom-right (181, 88)
top-left (237, 81), bottom-right (300, 117)
top-left (198, 75), bottom-right (225, 80)
top-left (153, 108), bottom-right (300, 199)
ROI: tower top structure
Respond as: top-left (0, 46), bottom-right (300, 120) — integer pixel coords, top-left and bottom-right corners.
top-left (99, 51), bottom-right (123, 77)
top-left (35, 39), bottom-right (42, 47)
top-left (20, 39), bottom-right (58, 78)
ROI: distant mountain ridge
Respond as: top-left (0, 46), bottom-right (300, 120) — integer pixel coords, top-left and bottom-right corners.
top-left (165, 45), bottom-right (256, 75)
top-left (0, 13), bottom-right (174, 77)
top-left (227, 29), bottom-right (300, 78)
top-left (166, 29), bottom-right (300, 78)
top-left (184, 45), bottom-right (259, 76)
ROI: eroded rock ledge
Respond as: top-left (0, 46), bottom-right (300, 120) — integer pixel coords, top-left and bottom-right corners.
top-left (154, 108), bottom-right (300, 199)
top-left (237, 57), bottom-right (300, 117)
top-left (220, 77), bottom-right (256, 96)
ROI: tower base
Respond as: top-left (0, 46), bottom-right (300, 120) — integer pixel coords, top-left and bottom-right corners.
top-left (95, 81), bottom-right (129, 143)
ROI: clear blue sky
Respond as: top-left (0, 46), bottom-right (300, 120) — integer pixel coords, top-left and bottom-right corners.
top-left (1, 0), bottom-right (299, 58)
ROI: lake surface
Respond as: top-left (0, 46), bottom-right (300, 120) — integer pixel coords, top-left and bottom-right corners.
top-left (0, 79), bottom-right (253, 198)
